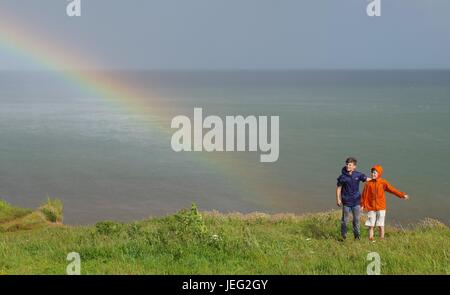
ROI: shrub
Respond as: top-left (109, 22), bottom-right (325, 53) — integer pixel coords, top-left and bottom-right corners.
top-left (39, 198), bottom-right (63, 223)
top-left (95, 221), bottom-right (125, 236)
top-left (126, 222), bottom-right (143, 238)
top-left (173, 203), bottom-right (208, 237)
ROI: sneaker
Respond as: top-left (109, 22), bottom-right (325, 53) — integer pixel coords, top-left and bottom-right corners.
top-left (355, 235), bottom-right (361, 240)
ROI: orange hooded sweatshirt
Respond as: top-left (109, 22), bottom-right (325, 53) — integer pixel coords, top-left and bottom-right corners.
top-left (361, 165), bottom-right (406, 211)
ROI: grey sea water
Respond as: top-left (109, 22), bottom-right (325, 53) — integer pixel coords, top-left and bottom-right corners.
top-left (0, 70), bottom-right (449, 224)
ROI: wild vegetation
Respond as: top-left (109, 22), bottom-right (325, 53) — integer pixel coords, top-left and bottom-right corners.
top-left (0, 199), bottom-right (448, 274)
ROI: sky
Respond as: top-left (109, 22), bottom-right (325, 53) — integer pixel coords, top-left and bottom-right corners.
top-left (0, 0), bottom-right (449, 70)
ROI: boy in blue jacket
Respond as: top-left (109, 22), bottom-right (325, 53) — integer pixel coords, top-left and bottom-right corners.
top-left (336, 157), bottom-right (370, 240)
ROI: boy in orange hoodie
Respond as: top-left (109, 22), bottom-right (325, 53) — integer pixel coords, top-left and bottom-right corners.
top-left (361, 165), bottom-right (409, 241)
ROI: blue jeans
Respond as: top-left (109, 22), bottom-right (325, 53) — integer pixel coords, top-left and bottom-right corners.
top-left (341, 205), bottom-right (361, 238)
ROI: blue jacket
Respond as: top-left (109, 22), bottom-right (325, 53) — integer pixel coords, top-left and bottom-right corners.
top-left (337, 167), bottom-right (367, 207)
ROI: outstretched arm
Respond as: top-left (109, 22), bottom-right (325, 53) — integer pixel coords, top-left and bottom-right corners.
top-left (384, 181), bottom-right (408, 199)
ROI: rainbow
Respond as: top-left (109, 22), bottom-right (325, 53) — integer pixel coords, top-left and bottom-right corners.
top-left (0, 9), bottom-right (282, 211)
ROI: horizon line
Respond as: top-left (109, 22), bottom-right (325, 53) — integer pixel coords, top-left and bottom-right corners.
top-left (1, 68), bottom-right (450, 72)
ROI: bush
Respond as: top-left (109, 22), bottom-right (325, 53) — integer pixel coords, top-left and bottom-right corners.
top-left (126, 222), bottom-right (144, 238)
top-left (39, 198), bottom-right (63, 223)
top-left (95, 221), bottom-right (125, 236)
top-left (172, 203), bottom-right (208, 237)
top-left (41, 207), bottom-right (58, 223)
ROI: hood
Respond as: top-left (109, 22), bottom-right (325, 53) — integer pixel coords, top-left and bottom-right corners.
top-left (371, 164), bottom-right (383, 178)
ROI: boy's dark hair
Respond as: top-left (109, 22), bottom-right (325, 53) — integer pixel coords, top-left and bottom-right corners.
top-left (345, 157), bottom-right (357, 165)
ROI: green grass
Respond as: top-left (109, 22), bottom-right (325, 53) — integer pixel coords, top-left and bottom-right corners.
top-left (0, 200), bottom-right (32, 224)
top-left (0, 201), bottom-right (448, 274)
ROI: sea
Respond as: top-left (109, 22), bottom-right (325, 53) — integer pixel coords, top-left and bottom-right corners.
top-left (0, 70), bottom-right (449, 225)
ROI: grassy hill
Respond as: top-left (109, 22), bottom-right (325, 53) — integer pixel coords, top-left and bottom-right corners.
top-left (0, 199), bottom-right (449, 274)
